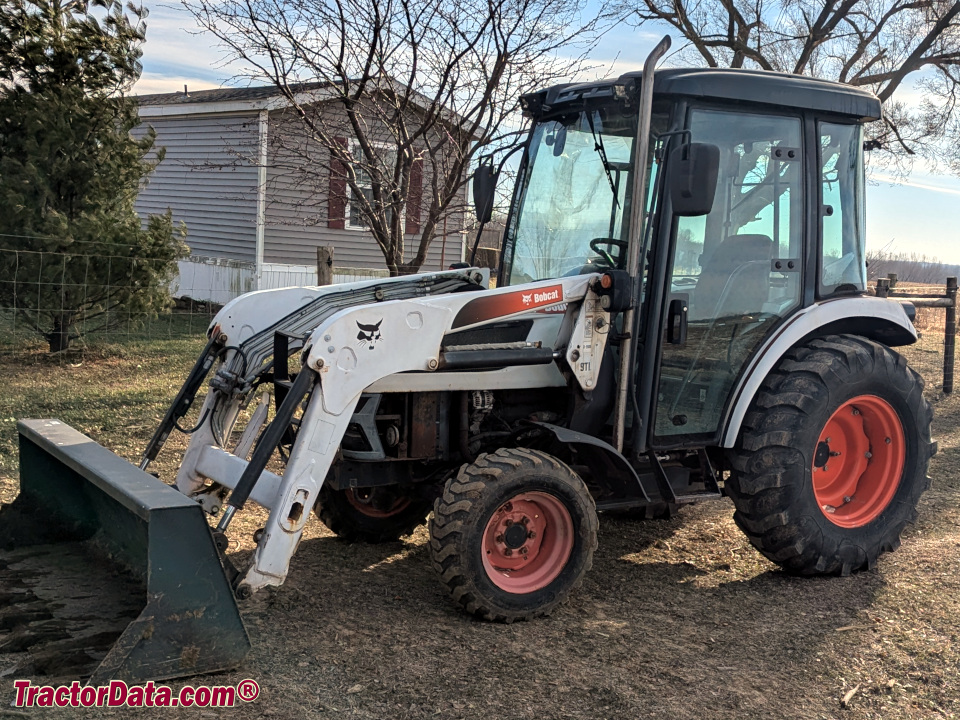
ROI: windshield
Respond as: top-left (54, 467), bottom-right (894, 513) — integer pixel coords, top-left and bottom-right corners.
top-left (502, 107), bottom-right (638, 285)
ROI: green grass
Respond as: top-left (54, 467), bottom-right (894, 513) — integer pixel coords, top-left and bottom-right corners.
top-left (0, 312), bottom-right (210, 495)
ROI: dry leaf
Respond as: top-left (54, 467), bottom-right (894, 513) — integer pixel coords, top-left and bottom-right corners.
top-left (841, 683), bottom-right (861, 708)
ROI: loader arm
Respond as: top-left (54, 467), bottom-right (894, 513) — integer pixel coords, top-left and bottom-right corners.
top-left (186, 274), bottom-right (606, 594)
top-left (171, 269), bottom-right (484, 502)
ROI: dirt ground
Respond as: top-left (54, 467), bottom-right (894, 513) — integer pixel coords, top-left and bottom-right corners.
top-left (1, 329), bottom-right (960, 719)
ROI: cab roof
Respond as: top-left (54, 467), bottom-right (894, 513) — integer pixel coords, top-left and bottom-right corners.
top-left (522, 67), bottom-right (881, 122)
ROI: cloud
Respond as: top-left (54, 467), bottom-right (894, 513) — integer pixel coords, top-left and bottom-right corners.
top-left (134, 73), bottom-right (220, 95)
top-left (869, 172), bottom-right (960, 198)
top-left (137, 5), bottom-right (238, 90)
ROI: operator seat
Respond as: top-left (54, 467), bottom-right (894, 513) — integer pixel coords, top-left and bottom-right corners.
top-left (690, 234), bottom-right (774, 321)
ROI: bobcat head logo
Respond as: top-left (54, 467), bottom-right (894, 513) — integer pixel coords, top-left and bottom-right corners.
top-left (356, 319), bottom-right (383, 350)
top-left (521, 293), bottom-right (533, 305)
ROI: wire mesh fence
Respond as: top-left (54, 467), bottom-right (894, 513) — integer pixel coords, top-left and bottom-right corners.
top-left (0, 247), bottom-right (219, 355)
top-left (874, 277), bottom-right (958, 400)
top-left (0, 247), bottom-right (394, 358)
top-left (899, 306), bottom-right (949, 396)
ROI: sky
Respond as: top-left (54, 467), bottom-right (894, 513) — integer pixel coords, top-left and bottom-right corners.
top-left (133, 4), bottom-right (960, 264)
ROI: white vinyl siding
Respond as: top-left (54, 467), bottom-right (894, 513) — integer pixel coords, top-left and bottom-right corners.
top-left (135, 113), bottom-right (259, 262)
top-left (262, 108), bottom-right (452, 270)
top-left (135, 103), bottom-right (462, 275)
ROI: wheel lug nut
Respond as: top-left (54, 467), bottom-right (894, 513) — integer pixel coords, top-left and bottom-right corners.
top-left (520, 546), bottom-right (528, 554)
top-left (528, 531), bottom-right (536, 539)
top-left (843, 496), bottom-right (852, 503)
top-left (852, 408), bottom-right (860, 415)
top-left (521, 516), bottom-right (529, 525)
top-left (496, 534), bottom-right (504, 543)
top-left (505, 519), bottom-right (513, 526)
top-left (504, 548), bottom-right (512, 556)
top-left (865, 452), bottom-right (872, 459)
top-left (885, 437), bottom-right (892, 444)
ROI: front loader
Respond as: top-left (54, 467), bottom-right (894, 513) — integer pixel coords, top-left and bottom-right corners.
top-left (2, 36), bottom-right (935, 680)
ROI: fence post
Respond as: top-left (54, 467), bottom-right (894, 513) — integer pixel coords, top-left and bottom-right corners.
top-left (876, 277), bottom-right (890, 298)
top-left (317, 246), bottom-right (334, 286)
top-left (944, 276), bottom-right (957, 394)
top-left (887, 272), bottom-right (898, 289)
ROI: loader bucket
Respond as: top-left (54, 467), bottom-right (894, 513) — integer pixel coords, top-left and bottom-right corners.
top-left (0, 419), bottom-right (250, 683)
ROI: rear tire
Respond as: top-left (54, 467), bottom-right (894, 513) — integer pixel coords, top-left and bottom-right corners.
top-left (313, 485), bottom-right (431, 543)
top-left (727, 335), bottom-right (935, 576)
top-left (430, 448), bottom-right (598, 622)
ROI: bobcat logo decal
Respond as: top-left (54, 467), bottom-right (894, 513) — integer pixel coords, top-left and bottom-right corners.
top-left (521, 293), bottom-right (533, 305)
top-left (356, 319), bottom-right (383, 350)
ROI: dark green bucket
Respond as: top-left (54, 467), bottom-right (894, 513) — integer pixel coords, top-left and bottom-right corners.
top-left (0, 420), bottom-right (250, 683)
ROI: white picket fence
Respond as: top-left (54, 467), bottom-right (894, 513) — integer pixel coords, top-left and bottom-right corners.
top-left (171, 256), bottom-right (390, 304)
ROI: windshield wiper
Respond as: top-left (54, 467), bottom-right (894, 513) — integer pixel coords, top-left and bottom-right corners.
top-left (586, 111), bottom-right (620, 209)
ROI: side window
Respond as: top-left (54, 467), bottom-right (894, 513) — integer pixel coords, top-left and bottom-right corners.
top-left (675, 110), bottom-right (804, 321)
top-left (819, 123), bottom-right (866, 294)
top-left (655, 109), bottom-right (804, 440)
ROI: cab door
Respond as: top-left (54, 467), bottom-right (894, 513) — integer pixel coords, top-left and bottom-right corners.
top-left (652, 108), bottom-right (806, 446)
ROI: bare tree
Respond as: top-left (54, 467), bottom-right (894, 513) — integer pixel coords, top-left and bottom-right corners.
top-left (620, 0), bottom-right (960, 173)
top-left (187, 0), bottom-right (603, 275)
top-left (866, 244), bottom-right (960, 283)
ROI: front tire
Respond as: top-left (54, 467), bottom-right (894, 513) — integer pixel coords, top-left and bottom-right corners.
top-left (727, 335), bottom-right (935, 576)
top-left (430, 448), bottom-right (598, 622)
top-left (313, 485), bottom-right (431, 543)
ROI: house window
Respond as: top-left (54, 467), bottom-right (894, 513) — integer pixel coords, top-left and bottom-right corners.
top-left (346, 140), bottom-right (397, 230)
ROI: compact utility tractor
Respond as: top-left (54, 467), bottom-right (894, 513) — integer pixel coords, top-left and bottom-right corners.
top-left (2, 36), bottom-right (935, 681)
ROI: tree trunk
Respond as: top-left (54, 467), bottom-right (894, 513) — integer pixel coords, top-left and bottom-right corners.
top-left (48, 316), bottom-right (72, 353)
top-left (316, 246), bottom-right (334, 286)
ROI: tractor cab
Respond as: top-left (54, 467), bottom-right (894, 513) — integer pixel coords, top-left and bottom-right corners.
top-left (498, 66), bottom-right (881, 451)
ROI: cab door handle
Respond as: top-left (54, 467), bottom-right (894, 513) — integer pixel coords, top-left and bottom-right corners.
top-left (667, 298), bottom-right (688, 344)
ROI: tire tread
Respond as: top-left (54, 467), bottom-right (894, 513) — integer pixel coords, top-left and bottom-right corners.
top-left (727, 334), bottom-right (934, 576)
top-left (429, 448), bottom-right (598, 623)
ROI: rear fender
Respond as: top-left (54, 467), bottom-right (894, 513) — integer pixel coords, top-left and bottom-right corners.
top-left (721, 296), bottom-right (916, 448)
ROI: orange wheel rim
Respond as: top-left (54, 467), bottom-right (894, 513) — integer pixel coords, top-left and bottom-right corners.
top-left (481, 491), bottom-right (574, 594)
top-left (812, 395), bottom-right (905, 528)
top-left (344, 488), bottom-right (411, 518)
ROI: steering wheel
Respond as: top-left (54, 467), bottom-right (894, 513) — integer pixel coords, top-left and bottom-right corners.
top-left (589, 238), bottom-right (628, 267)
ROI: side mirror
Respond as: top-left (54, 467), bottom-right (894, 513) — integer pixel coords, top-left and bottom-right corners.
top-left (667, 142), bottom-right (719, 217)
top-left (472, 163), bottom-right (497, 224)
